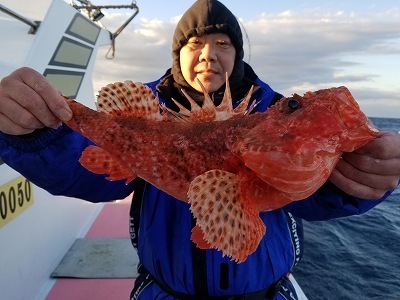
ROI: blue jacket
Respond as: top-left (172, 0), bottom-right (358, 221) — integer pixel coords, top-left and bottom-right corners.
top-left (0, 66), bottom-right (390, 299)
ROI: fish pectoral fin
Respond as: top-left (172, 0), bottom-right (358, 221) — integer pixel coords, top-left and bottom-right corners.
top-left (188, 170), bottom-right (266, 263)
top-left (79, 145), bottom-right (137, 184)
top-left (96, 81), bottom-right (165, 121)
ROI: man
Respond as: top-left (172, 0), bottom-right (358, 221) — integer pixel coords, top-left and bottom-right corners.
top-left (0, 1), bottom-right (399, 299)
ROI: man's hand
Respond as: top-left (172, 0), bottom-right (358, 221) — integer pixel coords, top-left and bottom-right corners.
top-left (0, 67), bottom-right (72, 135)
top-left (329, 131), bottom-right (400, 199)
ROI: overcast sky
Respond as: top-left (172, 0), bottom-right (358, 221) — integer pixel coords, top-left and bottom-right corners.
top-left (2, 0), bottom-right (400, 118)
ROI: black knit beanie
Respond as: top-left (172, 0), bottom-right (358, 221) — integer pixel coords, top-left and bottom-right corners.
top-left (171, 0), bottom-right (244, 91)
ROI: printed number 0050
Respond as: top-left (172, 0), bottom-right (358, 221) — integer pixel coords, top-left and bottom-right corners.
top-left (0, 177), bottom-right (33, 228)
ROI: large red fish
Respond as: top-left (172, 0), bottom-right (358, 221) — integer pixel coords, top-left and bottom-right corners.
top-left (64, 79), bottom-right (378, 262)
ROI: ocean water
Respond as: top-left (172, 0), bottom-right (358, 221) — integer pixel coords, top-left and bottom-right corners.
top-left (292, 117), bottom-right (400, 300)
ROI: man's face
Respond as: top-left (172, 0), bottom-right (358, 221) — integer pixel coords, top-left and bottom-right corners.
top-left (180, 33), bottom-right (236, 93)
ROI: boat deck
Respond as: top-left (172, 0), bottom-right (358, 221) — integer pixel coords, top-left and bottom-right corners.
top-left (44, 198), bottom-right (307, 300)
top-left (46, 199), bottom-right (134, 300)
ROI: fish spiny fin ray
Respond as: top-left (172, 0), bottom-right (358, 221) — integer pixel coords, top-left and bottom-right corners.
top-left (162, 74), bottom-right (255, 122)
top-left (235, 85), bottom-right (255, 116)
top-left (215, 74), bottom-right (255, 120)
top-left (165, 98), bottom-right (191, 118)
top-left (182, 86), bottom-right (217, 121)
top-left (188, 170), bottom-right (266, 263)
top-left (79, 145), bottom-right (137, 184)
top-left (214, 73), bottom-right (234, 118)
top-left (96, 81), bottom-right (165, 121)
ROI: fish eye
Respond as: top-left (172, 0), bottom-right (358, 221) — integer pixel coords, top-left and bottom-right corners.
top-left (286, 98), bottom-right (301, 111)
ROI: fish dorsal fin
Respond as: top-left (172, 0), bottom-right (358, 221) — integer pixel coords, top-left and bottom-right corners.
top-left (214, 74), bottom-right (255, 120)
top-left (96, 81), bottom-right (165, 121)
top-left (162, 74), bottom-right (255, 122)
top-left (182, 87), bottom-right (217, 121)
top-left (188, 169), bottom-right (266, 263)
top-left (234, 85), bottom-right (256, 116)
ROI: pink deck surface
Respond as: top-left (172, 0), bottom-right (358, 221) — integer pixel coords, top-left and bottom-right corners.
top-left (46, 199), bottom-right (135, 300)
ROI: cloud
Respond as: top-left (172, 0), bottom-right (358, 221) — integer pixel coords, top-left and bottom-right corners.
top-left (2, 1), bottom-right (398, 117)
top-left (92, 8), bottom-right (400, 117)
top-left (92, 16), bottom-right (175, 91)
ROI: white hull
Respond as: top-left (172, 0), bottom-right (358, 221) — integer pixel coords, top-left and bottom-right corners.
top-left (0, 1), bottom-right (110, 298)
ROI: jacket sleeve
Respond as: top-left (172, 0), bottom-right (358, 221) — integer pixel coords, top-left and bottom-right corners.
top-left (0, 125), bottom-right (134, 203)
top-left (285, 180), bottom-right (392, 221)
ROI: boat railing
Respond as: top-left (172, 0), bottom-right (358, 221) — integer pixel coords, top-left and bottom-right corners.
top-left (0, 1), bottom-right (139, 39)
top-left (70, 0), bottom-right (139, 38)
top-left (70, 0), bottom-right (139, 58)
top-left (0, 4), bottom-right (41, 34)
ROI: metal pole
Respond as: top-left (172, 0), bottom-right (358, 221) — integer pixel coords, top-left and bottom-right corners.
top-left (0, 4), bottom-right (40, 34)
top-left (112, 3), bottom-right (139, 39)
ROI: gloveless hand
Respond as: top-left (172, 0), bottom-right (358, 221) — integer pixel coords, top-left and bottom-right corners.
top-left (330, 131), bottom-right (400, 199)
top-left (0, 67), bottom-right (72, 135)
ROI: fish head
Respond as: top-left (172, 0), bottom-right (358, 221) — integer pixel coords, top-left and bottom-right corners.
top-left (265, 86), bottom-right (378, 153)
top-left (234, 86), bottom-right (379, 200)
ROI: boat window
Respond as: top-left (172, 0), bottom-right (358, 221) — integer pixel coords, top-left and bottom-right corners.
top-left (66, 13), bottom-right (101, 45)
top-left (43, 69), bottom-right (85, 99)
top-left (49, 37), bottom-right (93, 69)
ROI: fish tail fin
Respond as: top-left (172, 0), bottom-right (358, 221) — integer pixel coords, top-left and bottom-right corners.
top-left (80, 145), bottom-right (137, 184)
top-left (188, 170), bottom-right (266, 263)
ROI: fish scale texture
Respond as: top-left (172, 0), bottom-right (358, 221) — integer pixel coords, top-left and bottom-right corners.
top-left (65, 82), bottom-right (378, 262)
